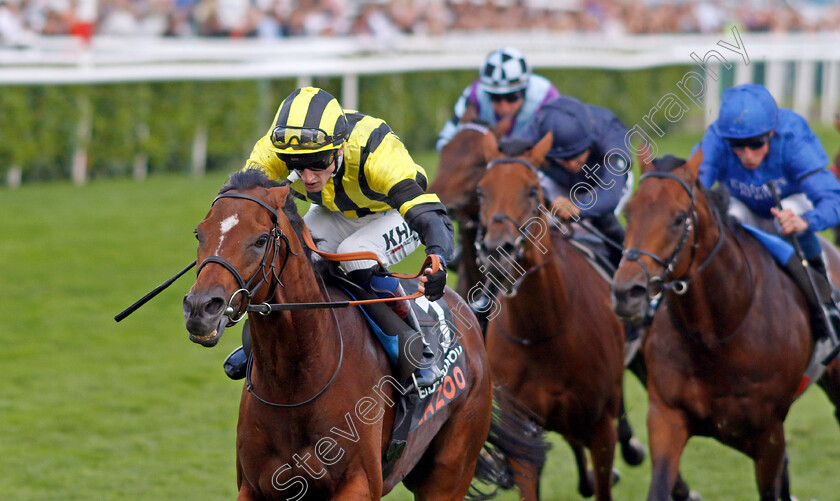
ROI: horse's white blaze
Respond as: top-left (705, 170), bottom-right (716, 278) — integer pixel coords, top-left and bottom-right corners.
top-left (216, 215), bottom-right (239, 253)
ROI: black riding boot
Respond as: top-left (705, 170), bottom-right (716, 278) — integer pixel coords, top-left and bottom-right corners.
top-left (783, 255), bottom-right (840, 342)
top-left (590, 212), bottom-right (626, 272)
top-left (223, 319), bottom-right (252, 380)
top-left (348, 268), bottom-right (443, 391)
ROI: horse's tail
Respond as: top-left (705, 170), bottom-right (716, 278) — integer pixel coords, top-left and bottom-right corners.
top-left (467, 385), bottom-right (551, 500)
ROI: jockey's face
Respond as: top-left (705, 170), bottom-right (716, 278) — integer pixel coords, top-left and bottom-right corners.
top-left (489, 91), bottom-right (524, 120)
top-left (556, 149), bottom-right (590, 174)
top-left (730, 131), bottom-right (772, 170)
top-left (300, 146), bottom-right (341, 192)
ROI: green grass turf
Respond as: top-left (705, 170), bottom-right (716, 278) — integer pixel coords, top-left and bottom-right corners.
top-left (2, 125), bottom-right (839, 500)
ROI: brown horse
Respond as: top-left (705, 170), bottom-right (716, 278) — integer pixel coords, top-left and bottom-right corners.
top-left (429, 117), bottom-right (512, 299)
top-left (476, 131), bottom-right (625, 500)
top-left (182, 170), bottom-right (494, 500)
top-left (611, 151), bottom-right (840, 500)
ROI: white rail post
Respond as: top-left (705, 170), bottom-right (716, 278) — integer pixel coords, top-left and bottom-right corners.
top-left (765, 60), bottom-right (787, 105)
top-left (821, 60), bottom-right (839, 125)
top-left (72, 92), bottom-right (91, 186)
top-left (296, 75), bottom-right (313, 88)
top-left (794, 60), bottom-right (816, 119)
top-left (734, 61), bottom-right (752, 86)
top-left (704, 64), bottom-right (720, 128)
top-left (342, 73), bottom-right (359, 111)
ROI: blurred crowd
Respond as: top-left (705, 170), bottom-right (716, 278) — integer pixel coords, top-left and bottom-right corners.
top-left (2, 0), bottom-right (840, 45)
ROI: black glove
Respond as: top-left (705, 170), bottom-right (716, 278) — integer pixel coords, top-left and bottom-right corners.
top-left (423, 254), bottom-right (447, 302)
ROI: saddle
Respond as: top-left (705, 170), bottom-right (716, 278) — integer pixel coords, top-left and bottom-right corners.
top-left (326, 270), bottom-right (470, 478)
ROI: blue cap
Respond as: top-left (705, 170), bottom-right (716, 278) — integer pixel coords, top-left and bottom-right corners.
top-left (717, 84), bottom-right (778, 139)
top-left (536, 97), bottom-right (594, 159)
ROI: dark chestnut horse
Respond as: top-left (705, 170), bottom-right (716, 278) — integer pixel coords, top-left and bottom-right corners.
top-left (429, 118), bottom-right (511, 298)
top-left (182, 170), bottom-right (493, 500)
top-left (476, 131), bottom-right (625, 500)
top-left (611, 151), bottom-right (840, 500)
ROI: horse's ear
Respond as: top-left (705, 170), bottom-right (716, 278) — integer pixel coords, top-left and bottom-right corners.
top-left (683, 147), bottom-right (703, 180)
top-left (267, 184), bottom-right (291, 210)
top-left (493, 115), bottom-right (513, 138)
top-left (525, 131), bottom-right (552, 167)
top-left (637, 141), bottom-right (655, 174)
top-left (460, 103), bottom-right (478, 125)
top-left (483, 131), bottom-right (503, 163)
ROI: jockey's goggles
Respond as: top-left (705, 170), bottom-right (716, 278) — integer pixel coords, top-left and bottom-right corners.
top-left (277, 149), bottom-right (337, 172)
top-left (488, 90), bottom-right (525, 103)
top-left (726, 133), bottom-right (770, 151)
top-left (271, 125), bottom-right (343, 151)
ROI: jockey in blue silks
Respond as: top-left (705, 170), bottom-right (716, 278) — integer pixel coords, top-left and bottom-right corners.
top-left (698, 83), bottom-right (840, 339)
top-left (516, 96), bottom-right (634, 270)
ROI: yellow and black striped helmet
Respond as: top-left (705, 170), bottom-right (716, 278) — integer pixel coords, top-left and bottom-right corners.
top-left (268, 87), bottom-right (349, 155)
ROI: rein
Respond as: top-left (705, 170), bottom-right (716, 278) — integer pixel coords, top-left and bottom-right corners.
top-left (201, 193), bottom-right (441, 321)
top-left (115, 190), bottom-right (440, 320)
top-left (244, 274), bottom-right (345, 408)
top-left (622, 171), bottom-right (726, 299)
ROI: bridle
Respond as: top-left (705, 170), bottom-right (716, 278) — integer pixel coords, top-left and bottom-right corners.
top-left (197, 191), bottom-right (343, 409)
top-left (197, 192), bottom-right (296, 325)
top-left (621, 171), bottom-right (726, 300)
top-left (475, 157), bottom-right (550, 299)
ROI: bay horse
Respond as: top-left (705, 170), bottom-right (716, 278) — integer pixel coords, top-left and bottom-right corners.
top-left (477, 131), bottom-right (625, 500)
top-left (429, 118), bottom-right (509, 299)
top-left (611, 151), bottom-right (840, 500)
top-left (182, 169), bottom-right (494, 500)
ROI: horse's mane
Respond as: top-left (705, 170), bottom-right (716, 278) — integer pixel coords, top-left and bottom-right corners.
top-left (220, 169), bottom-right (323, 270)
top-left (650, 155), bottom-right (738, 230)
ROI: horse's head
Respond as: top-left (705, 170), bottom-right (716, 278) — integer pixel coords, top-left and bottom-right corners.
top-left (475, 131), bottom-right (552, 278)
top-left (183, 169), bottom-right (302, 347)
top-left (430, 118), bottom-right (511, 218)
top-left (611, 149), bottom-right (706, 324)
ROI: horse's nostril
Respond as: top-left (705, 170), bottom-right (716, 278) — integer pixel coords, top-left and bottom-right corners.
top-left (183, 295), bottom-right (195, 316)
top-left (628, 284), bottom-right (648, 300)
top-left (204, 297), bottom-right (225, 316)
top-left (501, 241), bottom-right (516, 254)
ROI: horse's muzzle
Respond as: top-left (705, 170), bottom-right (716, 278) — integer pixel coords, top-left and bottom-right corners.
top-left (183, 290), bottom-right (229, 347)
top-left (611, 278), bottom-right (650, 326)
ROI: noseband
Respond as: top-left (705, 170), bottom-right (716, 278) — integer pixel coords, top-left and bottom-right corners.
top-left (622, 171), bottom-right (725, 299)
top-left (196, 192), bottom-right (296, 324)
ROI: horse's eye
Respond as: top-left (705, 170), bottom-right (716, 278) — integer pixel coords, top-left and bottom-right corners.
top-left (476, 188), bottom-right (484, 199)
top-left (673, 212), bottom-right (688, 227)
top-left (193, 229), bottom-right (199, 241)
top-left (529, 186), bottom-right (539, 199)
top-left (255, 234), bottom-right (269, 248)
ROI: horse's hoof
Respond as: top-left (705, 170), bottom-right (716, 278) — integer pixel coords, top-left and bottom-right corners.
top-left (621, 437), bottom-right (646, 466)
top-left (580, 469), bottom-right (595, 498)
top-left (687, 490), bottom-right (702, 501)
top-left (612, 467), bottom-right (621, 486)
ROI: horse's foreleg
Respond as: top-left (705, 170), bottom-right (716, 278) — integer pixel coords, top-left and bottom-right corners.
top-left (332, 473), bottom-right (379, 500)
top-left (753, 424), bottom-right (787, 501)
top-left (817, 357), bottom-right (840, 430)
top-left (646, 401), bottom-right (689, 501)
top-left (618, 395), bottom-right (646, 466)
top-left (589, 415), bottom-right (619, 501)
top-left (567, 439), bottom-right (593, 498)
top-left (780, 452), bottom-right (792, 501)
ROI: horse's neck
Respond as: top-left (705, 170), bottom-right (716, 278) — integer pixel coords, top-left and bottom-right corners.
top-left (249, 257), bottom-right (336, 392)
top-left (667, 217), bottom-right (752, 338)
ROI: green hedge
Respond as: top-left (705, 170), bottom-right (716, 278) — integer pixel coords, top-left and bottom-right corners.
top-left (0, 66), bottom-right (702, 183)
